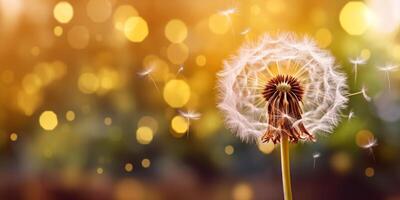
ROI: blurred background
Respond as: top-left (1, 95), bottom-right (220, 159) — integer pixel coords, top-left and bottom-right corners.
top-left (0, 0), bottom-right (400, 199)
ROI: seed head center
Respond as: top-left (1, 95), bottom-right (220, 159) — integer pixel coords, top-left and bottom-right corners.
top-left (276, 82), bottom-right (291, 92)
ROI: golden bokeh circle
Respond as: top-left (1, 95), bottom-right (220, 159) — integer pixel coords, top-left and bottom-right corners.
top-left (339, 2), bottom-right (371, 35)
top-left (53, 1), bottom-right (74, 24)
top-left (163, 79), bottom-right (191, 108)
top-left (171, 115), bottom-right (189, 134)
top-left (78, 73), bottom-right (99, 94)
top-left (86, 0), bottom-right (112, 23)
top-left (136, 126), bottom-right (153, 145)
top-left (67, 26), bottom-right (90, 49)
top-left (166, 43), bottom-right (189, 65)
top-left (165, 19), bottom-right (188, 43)
top-left (113, 5), bottom-right (138, 31)
top-left (124, 16), bottom-right (149, 43)
top-left (258, 142), bottom-right (275, 154)
top-left (208, 13), bottom-right (230, 35)
top-left (39, 111), bottom-right (58, 131)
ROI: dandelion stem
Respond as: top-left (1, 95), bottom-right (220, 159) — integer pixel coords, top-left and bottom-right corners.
top-left (280, 135), bottom-right (293, 200)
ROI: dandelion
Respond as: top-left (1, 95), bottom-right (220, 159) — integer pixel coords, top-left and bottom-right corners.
top-left (137, 64), bottom-right (160, 93)
top-left (377, 64), bottom-right (398, 90)
top-left (361, 137), bottom-right (378, 161)
top-left (217, 33), bottom-right (348, 200)
top-left (178, 110), bottom-right (201, 137)
top-left (312, 152), bottom-right (321, 169)
top-left (349, 56), bottom-right (366, 85)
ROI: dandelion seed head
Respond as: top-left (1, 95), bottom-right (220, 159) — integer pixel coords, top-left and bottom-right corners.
top-left (217, 33), bottom-right (348, 143)
top-left (219, 7), bottom-right (237, 17)
top-left (137, 65), bottom-right (155, 77)
top-left (241, 28), bottom-right (251, 35)
top-left (362, 138), bottom-right (378, 149)
top-left (349, 56), bottom-right (366, 65)
top-left (313, 152), bottom-right (321, 158)
top-left (179, 110), bottom-right (201, 120)
top-left (377, 64), bottom-right (399, 72)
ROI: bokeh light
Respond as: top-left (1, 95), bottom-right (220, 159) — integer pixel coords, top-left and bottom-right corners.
top-left (258, 141), bottom-right (275, 154)
top-left (53, 1), bottom-right (74, 24)
top-left (67, 26), bottom-right (90, 49)
top-left (339, 2), bottom-right (371, 35)
top-left (165, 19), bottom-right (188, 43)
top-left (232, 182), bottom-right (253, 200)
top-left (113, 5), bottom-right (138, 31)
top-left (39, 111), bottom-right (58, 131)
top-left (163, 79), bottom-right (191, 108)
top-left (136, 126), bottom-right (154, 145)
top-left (166, 43), bottom-right (189, 65)
top-left (10, 133), bottom-right (18, 142)
top-left (86, 0), bottom-right (112, 23)
top-left (124, 163), bottom-right (133, 172)
top-left (195, 55), bottom-right (207, 66)
top-left (331, 152), bottom-right (352, 174)
top-left (171, 115), bottom-right (189, 134)
top-left (138, 116), bottom-right (159, 132)
top-left (65, 110), bottom-right (75, 121)
top-left (53, 26), bottom-right (63, 37)
top-left (78, 73), bottom-right (99, 94)
top-left (141, 158), bottom-right (151, 168)
top-left (208, 13), bottom-right (230, 35)
top-left (97, 167), bottom-right (104, 174)
top-left (365, 167), bottom-right (375, 177)
top-left (104, 117), bottom-right (112, 126)
top-left (314, 28), bottom-right (332, 48)
top-left (124, 16), bottom-right (149, 43)
top-left (224, 145), bottom-right (234, 155)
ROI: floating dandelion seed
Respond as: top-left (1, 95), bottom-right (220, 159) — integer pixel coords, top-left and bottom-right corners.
top-left (240, 28), bottom-right (251, 36)
top-left (178, 110), bottom-right (201, 137)
top-left (137, 64), bottom-right (160, 93)
top-left (217, 33), bottom-right (348, 200)
top-left (378, 64), bottom-right (398, 90)
top-left (218, 6), bottom-right (238, 34)
top-left (347, 110), bottom-right (355, 121)
top-left (346, 85), bottom-right (371, 102)
top-left (176, 64), bottom-right (184, 76)
top-left (349, 56), bottom-right (366, 85)
top-left (219, 7), bottom-right (237, 17)
top-left (312, 152), bottom-right (321, 169)
top-left (361, 138), bottom-right (378, 161)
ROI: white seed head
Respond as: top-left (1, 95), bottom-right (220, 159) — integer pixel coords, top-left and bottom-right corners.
top-left (240, 28), bottom-right (251, 35)
top-left (349, 56), bottom-right (367, 65)
top-left (179, 110), bottom-right (201, 120)
top-left (219, 7), bottom-right (237, 16)
top-left (377, 64), bottom-right (399, 72)
top-left (137, 65), bottom-right (155, 77)
top-left (313, 152), bottom-right (321, 158)
top-left (362, 138), bottom-right (378, 149)
top-left (217, 33), bottom-right (349, 143)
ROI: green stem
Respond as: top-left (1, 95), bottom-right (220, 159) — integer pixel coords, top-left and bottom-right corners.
top-left (280, 135), bottom-right (293, 200)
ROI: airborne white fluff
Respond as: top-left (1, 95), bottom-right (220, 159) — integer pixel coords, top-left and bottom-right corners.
top-left (217, 33), bottom-right (348, 143)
